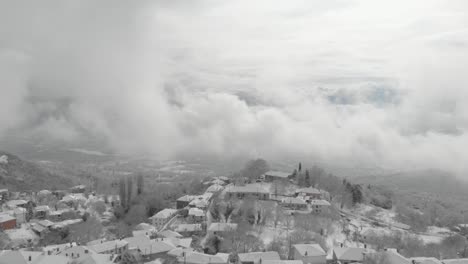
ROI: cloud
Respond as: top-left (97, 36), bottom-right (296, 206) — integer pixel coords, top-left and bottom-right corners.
top-left (0, 0), bottom-right (468, 175)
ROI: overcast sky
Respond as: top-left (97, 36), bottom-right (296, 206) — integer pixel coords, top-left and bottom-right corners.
top-left (1, 0), bottom-right (468, 174)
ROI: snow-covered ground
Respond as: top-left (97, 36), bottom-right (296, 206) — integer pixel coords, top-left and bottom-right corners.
top-left (0, 155), bottom-right (8, 164)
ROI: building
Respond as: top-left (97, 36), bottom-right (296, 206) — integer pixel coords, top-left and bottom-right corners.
top-left (263, 171), bottom-right (291, 182)
top-left (12, 207), bottom-right (26, 224)
top-left (175, 224), bottom-right (203, 236)
top-left (177, 195), bottom-right (196, 209)
top-left (158, 229), bottom-right (183, 238)
top-left (281, 197), bottom-right (308, 211)
top-left (238, 251), bottom-right (281, 264)
top-left (177, 251), bottom-right (229, 264)
top-left (332, 247), bottom-right (366, 264)
top-left (0, 213), bottom-right (17, 230)
top-left (264, 261), bottom-right (304, 264)
top-left (0, 189), bottom-right (9, 202)
top-left (292, 244), bottom-right (326, 264)
top-left (87, 239), bottom-right (128, 254)
top-left (225, 184), bottom-right (270, 200)
top-left (208, 223), bottom-right (237, 235)
top-left (34, 205), bottom-right (50, 219)
top-left (6, 199), bottom-right (28, 209)
top-left (149, 208), bottom-right (178, 229)
top-left (206, 184), bottom-right (224, 193)
top-left (309, 200), bottom-right (331, 214)
top-left (188, 208), bottom-right (205, 222)
top-left (189, 198), bottom-right (209, 210)
top-left (296, 188), bottom-right (322, 200)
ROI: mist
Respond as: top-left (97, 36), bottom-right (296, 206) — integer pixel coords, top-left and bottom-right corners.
top-left (1, 0), bottom-right (468, 175)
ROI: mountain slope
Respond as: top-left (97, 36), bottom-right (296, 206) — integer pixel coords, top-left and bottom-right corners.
top-left (0, 151), bottom-right (76, 191)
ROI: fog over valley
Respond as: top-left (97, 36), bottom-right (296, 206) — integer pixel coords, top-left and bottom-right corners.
top-left (1, 0), bottom-right (468, 176)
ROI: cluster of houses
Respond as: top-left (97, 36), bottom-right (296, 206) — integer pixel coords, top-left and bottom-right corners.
top-left (0, 184), bottom-right (119, 247)
top-left (5, 169), bottom-right (463, 264)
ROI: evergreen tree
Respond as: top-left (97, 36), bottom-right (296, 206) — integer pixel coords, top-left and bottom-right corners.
top-left (137, 173), bottom-right (144, 195)
top-left (119, 178), bottom-right (127, 209)
top-left (305, 170), bottom-right (311, 187)
top-left (127, 177), bottom-right (133, 206)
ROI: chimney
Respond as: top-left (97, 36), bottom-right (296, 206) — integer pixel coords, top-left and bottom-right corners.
top-left (28, 256), bottom-right (31, 261)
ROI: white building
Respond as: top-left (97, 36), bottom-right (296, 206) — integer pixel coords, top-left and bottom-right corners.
top-left (149, 208), bottom-right (178, 229)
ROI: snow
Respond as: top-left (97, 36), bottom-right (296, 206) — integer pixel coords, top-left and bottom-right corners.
top-left (5, 226), bottom-right (38, 245)
top-left (0, 155), bottom-right (8, 164)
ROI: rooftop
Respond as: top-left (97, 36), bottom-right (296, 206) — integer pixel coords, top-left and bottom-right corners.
top-left (264, 171), bottom-right (291, 178)
top-left (282, 197), bottom-right (307, 205)
top-left (293, 244), bottom-right (326, 257)
top-left (225, 184), bottom-right (269, 194)
top-left (150, 208), bottom-right (177, 219)
top-left (296, 187), bottom-right (321, 194)
top-left (238, 251), bottom-right (281, 263)
top-left (333, 247), bottom-right (366, 261)
top-left (88, 239), bottom-right (128, 253)
top-left (0, 213), bottom-right (16, 222)
top-left (310, 200), bottom-right (331, 206)
top-left (175, 224), bottom-right (202, 233)
top-left (208, 222), bottom-right (238, 232)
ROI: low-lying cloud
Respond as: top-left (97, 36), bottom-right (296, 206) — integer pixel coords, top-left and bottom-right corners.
top-left (1, 0), bottom-right (468, 175)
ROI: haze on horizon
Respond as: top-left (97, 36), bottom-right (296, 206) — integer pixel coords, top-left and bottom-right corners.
top-left (0, 0), bottom-right (468, 175)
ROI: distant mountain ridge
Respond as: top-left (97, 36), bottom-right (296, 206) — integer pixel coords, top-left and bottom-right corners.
top-left (353, 169), bottom-right (468, 198)
top-left (0, 151), bottom-right (75, 191)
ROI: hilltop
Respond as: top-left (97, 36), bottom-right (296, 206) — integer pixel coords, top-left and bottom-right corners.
top-left (0, 151), bottom-right (75, 191)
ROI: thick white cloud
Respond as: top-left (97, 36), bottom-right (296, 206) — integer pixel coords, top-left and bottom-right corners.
top-left (0, 0), bottom-right (468, 174)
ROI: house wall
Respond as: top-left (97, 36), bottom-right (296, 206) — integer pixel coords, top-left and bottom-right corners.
top-left (0, 219), bottom-right (17, 230)
top-left (293, 248), bottom-right (326, 264)
top-left (311, 205), bottom-right (329, 214)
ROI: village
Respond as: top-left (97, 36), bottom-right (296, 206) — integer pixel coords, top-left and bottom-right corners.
top-left (0, 161), bottom-right (467, 264)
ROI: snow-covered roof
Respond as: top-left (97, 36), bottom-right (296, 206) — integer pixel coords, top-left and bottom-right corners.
top-left (177, 252), bottom-right (228, 264)
top-left (188, 208), bottom-right (205, 217)
top-left (263, 261), bottom-right (303, 264)
top-left (410, 257), bottom-right (443, 264)
top-left (150, 208), bottom-right (177, 219)
top-left (208, 223), bottom-right (237, 232)
top-left (35, 205), bottom-right (50, 212)
top-left (296, 187), bottom-right (321, 194)
top-left (177, 195), bottom-right (197, 202)
top-left (264, 171), bottom-right (291, 178)
top-left (0, 213), bottom-right (16, 223)
top-left (159, 230), bottom-right (183, 238)
top-left (88, 240), bottom-right (128, 253)
top-left (443, 259), bottom-right (468, 264)
top-left (139, 241), bottom-right (175, 256)
top-left (293, 244), bottom-right (326, 257)
top-left (225, 184), bottom-right (269, 194)
top-left (38, 220), bottom-right (54, 227)
top-left (238, 251), bottom-right (280, 263)
top-left (175, 224), bottom-right (202, 233)
top-left (333, 247), bottom-right (366, 262)
top-left (6, 200), bottom-right (27, 207)
top-left (167, 247), bottom-right (193, 257)
top-left (310, 200), bottom-right (331, 206)
top-left (281, 197), bottom-right (306, 205)
top-left (206, 184), bottom-right (224, 193)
